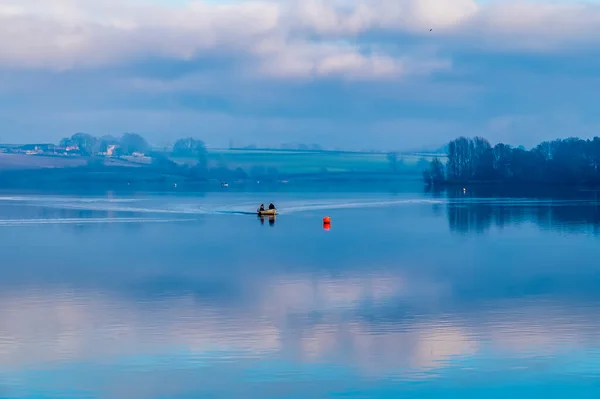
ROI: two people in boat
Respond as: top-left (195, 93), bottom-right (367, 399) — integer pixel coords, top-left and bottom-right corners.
top-left (258, 203), bottom-right (276, 212)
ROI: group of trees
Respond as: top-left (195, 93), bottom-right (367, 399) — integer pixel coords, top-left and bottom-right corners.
top-left (171, 137), bottom-right (207, 167)
top-left (424, 136), bottom-right (600, 186)
top-left (59, 132), bottom-right (150, 157)
top-left (58, 133), bottom-right (209, 160)
top-left (55, 133), bottom-right (291, 182)
top-left (387, 152), bottom-right (408, 173)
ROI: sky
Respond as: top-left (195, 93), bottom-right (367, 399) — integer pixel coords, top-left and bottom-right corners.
top-left (1, 0), bottom-right (600, 150)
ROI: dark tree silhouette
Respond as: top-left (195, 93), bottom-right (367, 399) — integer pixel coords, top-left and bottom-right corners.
top-left (425, 136), bottom-right (600, 186)
top-left (59, 132), bottom-right (97, 155)
top-left (423, 157), bottom-right (445, 184)
top-left (120, 133), bottom-right (149, 155)
top-left (172, 137), bottom-right (208, 170)
top-left (387, 152), bottom-right (398, 173)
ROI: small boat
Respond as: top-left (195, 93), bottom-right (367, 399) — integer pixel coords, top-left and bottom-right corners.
top-left (257, 209), bottom-right (277, 216)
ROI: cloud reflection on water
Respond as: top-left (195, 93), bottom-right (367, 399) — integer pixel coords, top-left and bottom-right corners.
top-left (1, 193), bottom-right (600, 398)
top-left (0, 272), bottom-right (598, 381)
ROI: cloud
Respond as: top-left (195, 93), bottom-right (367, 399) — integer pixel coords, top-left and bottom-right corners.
top-left (293, 0), bottom-right (600, 51)
top-left (4, 0), bottom-right (599, 76)
top-left (0, 0), bottom-right (281, 69)
top-left (2, 0), bottom-right (600, 146)
top-left (291, 0), bottom-right (479, 35)
top-left (470, 2), bottom-right (600, 51)
top-left (2, 0), bottom-right (600, 72)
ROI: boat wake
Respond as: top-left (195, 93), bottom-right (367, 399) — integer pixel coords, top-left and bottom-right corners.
top-left (4, 195), bottom-right (591, 225)
top-left (0, 195), bottom-right (447, 218)
top-left (0, 196), bottom-right (138, 203)
top-left (276, 199), bottom-right (443, 214)
top-left (0, 217), bottom-right (196, 227)
top-left (214, 210), bottom-right (258, 215)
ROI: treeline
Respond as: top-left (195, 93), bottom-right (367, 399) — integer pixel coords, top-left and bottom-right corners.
top-left (424, 136), bottom-right (600, 185)
top-left (57, 133), bottom-right (285, 182)
top-left (59, 132), bottom-right (150, 156)
top-left (59, 132), bottom-right (208, 160)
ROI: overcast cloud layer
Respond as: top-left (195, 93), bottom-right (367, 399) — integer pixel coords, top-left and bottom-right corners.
top-left (1, 0), bottom-right (600, 149)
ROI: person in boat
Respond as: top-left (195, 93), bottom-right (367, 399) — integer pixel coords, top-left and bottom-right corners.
top-left (268, 202), bottom-right (275, 210)
top-left (258, 204), bottom-right (265, 212)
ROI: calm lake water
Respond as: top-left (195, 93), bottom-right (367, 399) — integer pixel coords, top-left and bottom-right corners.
top-left (0, 189), bottom-right (600, 398)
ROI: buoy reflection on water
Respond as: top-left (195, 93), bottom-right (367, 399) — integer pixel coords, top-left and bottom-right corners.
top-left (323, 216), bottom-right (331, 230)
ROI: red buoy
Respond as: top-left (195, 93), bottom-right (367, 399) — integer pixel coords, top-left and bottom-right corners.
top-left (323, 216), bottom-right (331, 224)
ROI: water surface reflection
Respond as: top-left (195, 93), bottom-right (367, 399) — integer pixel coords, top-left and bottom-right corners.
top-left (447, 200), bottom-right (600, 235)
top-left (0, 193), bottom-right (599, 398)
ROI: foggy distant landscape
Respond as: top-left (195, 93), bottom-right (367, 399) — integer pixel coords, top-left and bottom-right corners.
top-left (5, 0), bottom-right (600, 398)
top-left (0, 132), bottom-right (444, 190)
top-left (4, 132), bottom-right (600, 193)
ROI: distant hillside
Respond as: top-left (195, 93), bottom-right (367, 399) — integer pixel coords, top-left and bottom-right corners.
top-left (169, 148), bottom-right (446, 175)
top-left (0, 146), bottom-right (449, 191)
top-left (0, 153), bottom-right (143, 170)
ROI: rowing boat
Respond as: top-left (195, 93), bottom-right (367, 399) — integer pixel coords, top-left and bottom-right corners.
top-left (257, 209), bottom-right (277, 216)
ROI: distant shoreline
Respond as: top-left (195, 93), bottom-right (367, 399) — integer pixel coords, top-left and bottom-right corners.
top-left (0, 166), bottom-right (425, 194)
top-left (432, 180), bottom-right (600, 189)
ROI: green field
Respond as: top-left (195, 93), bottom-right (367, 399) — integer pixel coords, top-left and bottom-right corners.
top-left (171, 149), bottom-right (446, 175)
